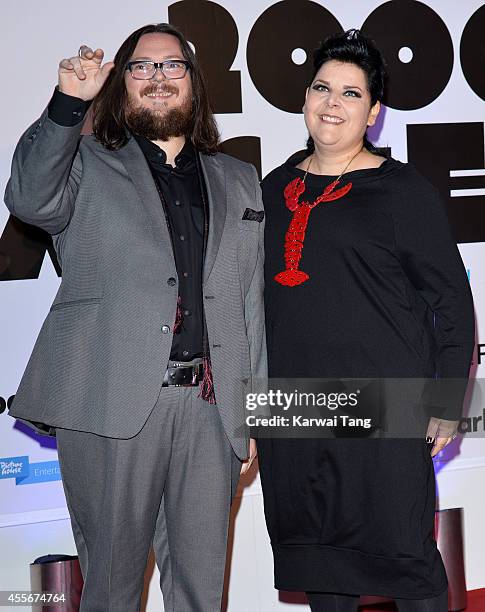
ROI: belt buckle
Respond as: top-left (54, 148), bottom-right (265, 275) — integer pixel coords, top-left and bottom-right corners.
top-left (168, 364), bottom-right (184, 387)
top-left (165, 361), bottom-right (203, 387)
top-left (179, 363), bottom-right (196, 387)
top-left (181, 365), bottom-right (195, 387)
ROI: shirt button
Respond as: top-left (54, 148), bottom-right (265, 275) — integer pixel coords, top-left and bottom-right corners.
top-left (161, 325), bottom-right (171, 334)
top-left (184, 310), bottom-right (190, 316)
top-left (167, 277), bottom-right (177, 286)
top-left (183, 272), bottom-right (189, 278)
top-left (174, 200), bottom-right (181, 206)
top-left (179, 235), bottom-right (185, 241)
top-left (182, 350), bottom-right (189, 357)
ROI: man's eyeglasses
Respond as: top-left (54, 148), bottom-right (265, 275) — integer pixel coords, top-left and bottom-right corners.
top-left (125, 60), bottom-right (190, 80)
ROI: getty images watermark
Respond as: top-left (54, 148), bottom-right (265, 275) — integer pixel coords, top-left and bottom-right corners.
top-left (246, 388), bottom-right (371, 429)
top-left (240, 378), bottom-right (484, 439)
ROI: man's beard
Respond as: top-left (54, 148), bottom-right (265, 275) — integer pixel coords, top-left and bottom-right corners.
top-left (125, 85), bottom-right (193, 141)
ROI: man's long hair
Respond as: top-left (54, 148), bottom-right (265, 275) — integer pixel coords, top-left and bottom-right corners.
top-left (92, 23), bottom-right (219, 153)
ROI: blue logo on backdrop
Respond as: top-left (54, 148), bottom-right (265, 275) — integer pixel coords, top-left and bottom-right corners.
top-left (0, 456), bottom-right (29, 480)
top-left (0, 456), bottom-right (61, 485)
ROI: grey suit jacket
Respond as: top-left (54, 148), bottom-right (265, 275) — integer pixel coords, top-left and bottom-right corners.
top-left (4, 109), bottom-right (266, 460)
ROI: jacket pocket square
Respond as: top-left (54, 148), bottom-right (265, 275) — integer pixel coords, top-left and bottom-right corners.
top-left (242, 208), bottom-right (264, 222)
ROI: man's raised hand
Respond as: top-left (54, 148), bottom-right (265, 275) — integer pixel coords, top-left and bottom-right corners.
top-left (58, 45), bottom-right (115, 101)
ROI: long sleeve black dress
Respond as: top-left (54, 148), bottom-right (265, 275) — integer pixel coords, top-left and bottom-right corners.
top-left (257, 156), bottom-right (475, 598)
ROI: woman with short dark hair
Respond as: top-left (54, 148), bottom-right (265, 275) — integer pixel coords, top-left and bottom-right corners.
top-left (257, 29), bottom-right (474, 611)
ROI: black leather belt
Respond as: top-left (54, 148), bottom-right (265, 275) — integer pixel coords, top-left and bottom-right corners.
top-left (162, 361), bottom-right (204, 387)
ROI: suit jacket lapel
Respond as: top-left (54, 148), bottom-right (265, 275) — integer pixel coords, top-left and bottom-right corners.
top-left (116, 138), bottom-right (225, 281)
top-left (200, 153), bottom-right (227, 283)
top-left (116, 136), bottom-right (174, 256)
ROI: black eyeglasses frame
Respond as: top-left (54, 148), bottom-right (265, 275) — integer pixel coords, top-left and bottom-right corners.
top-left (125, 59), bottom-right (191, 80)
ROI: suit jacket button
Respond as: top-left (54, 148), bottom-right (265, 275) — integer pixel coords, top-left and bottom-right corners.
top-left (161, 325), bottom-right (171, 334)
top-left (167, 277), bottom-right (176, 286)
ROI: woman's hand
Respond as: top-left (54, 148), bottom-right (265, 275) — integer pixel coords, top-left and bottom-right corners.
top-left (58, 45), bottom-right (114, 101)
top-left (426, 416), bottom-right (459, 457)
top-left (240, 438), bottom-right (257, 475)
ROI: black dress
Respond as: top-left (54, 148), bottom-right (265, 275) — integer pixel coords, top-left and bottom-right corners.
top-left (257, 156), bottom-right (474, 598)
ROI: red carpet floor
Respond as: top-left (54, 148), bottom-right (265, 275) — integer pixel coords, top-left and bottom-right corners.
top-left (360, 588), bottom-right (485, 611)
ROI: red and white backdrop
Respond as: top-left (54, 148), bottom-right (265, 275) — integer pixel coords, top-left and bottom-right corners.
top-left (1, 1), bottom-right (484, 608)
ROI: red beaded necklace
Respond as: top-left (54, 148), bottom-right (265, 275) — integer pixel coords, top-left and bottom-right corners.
top-left (274, 149), bottom-right (362, 287)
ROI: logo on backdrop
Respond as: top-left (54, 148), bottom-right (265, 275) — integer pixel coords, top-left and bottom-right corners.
top-left (0, 455), bottom-right (61, 485)
top-left (0, 395), bottom-right (14, 415)
top-left (1, 0), bottom-right (484, 280)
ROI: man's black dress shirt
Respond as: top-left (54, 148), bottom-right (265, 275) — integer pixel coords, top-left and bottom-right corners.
top-left (134, 135), bottom-right (206, 361)
top-left (48, 88), bottom-right (206, 361)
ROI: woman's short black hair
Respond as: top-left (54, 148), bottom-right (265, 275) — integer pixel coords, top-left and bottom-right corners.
top-left (306, 28), bottom-right (386, 154)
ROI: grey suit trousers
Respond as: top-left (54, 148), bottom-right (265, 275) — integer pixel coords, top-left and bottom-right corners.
top-left (56, 386), bottom-right (241, 612)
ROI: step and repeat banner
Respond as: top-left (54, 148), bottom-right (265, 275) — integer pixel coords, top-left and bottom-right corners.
top-left (1, 0), bottom-right (484, 576)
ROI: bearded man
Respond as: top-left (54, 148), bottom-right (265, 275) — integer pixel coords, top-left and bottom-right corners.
top-left (4, 23), bottom-right (265, 612)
